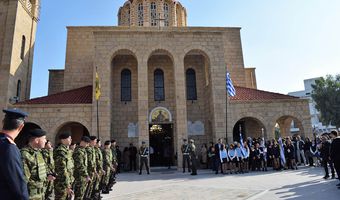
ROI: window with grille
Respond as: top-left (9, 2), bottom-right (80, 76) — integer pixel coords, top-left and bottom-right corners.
top-left (138, 3), bottom-right (144, 26)
top-left (121, 69), bottom-right (132, 101)
top-left (164, 3), bottom-right (169, 26)
top-left (150, 2), bottom-right (157, 26)
top-left (154, 69), bottom-right (165, 101)
top-left (186, 68), bottom-right (197, 100)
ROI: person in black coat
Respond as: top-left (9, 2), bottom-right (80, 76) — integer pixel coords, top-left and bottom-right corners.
top-left (330, 131), bottom-right (340, 188)
top-left (0, 109), bottom-right (29, 200)
top-left (128, 143), bottom-right (137, 171)
top-left (320, 135), bottom-right (335, 179)
top-left (285, 139), bottom-right (298, 170)
top-left (214, 138), bottom-right (224, 174)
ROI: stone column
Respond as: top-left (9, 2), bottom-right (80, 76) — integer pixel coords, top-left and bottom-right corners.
top-left (137, 57), bottom-right (149, 147)
top-left (210, 59), bottom-right (227, 142)
top-left (173, 56), bottom-right (188, 170)
top-left (92, 48), bottom-right (111, 141)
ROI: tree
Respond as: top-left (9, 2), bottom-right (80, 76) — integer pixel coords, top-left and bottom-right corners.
top-left (311, 74), bottom-right (340, 128)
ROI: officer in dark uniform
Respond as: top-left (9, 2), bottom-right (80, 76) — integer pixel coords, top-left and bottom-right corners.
top-left (0, 108), bottom-right (29, 200)
top-left (181, 139), bottom-right (191, 173)
top-left (139, 141), bottom-right (150, 175)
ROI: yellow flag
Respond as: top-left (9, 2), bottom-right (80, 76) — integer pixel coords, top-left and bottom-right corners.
top-left (95, 71), bottom-right (101, 100)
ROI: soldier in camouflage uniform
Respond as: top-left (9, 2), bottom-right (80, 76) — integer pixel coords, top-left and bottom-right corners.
top-left (102, 141), bottom-right (113, 194)
top-left (85, 136), bottom-right (98, 199)
top-left (108, 140), bottom-right (118, 189)
top-left (73, 136), bottom-right (91, 200)
top-left (41, 140), bottom-right (55, 200)
top-left (21, 129), bottom-right (55, 200)
top-left (94, 139), bottom-right (104, 196)
top-left (54, 132), bottom-right (74, 200)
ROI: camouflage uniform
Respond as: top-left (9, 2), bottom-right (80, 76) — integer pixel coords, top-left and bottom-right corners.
top-left (54, 144), bottom-right (74, 200)
top-left (41, 148), bottom-right (54, 200)
top-left (85, 146), bottom-right (97, 198)
top-left (108, 146), bottom-right (118, 188)
top-left (73, 146), bottom-right (88, 200)
top-left (21, 146), bottom-right (47, 200)
top-left (102, 148), bottom-right (113, 188)
top-left (94, 147), bottom-right (104, 192)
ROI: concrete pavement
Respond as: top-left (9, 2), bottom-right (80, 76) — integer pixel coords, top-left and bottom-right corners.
top-left (102, 167), bottom-right (339, 200)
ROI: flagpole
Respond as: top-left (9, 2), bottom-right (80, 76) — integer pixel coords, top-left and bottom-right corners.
top-left (96, 66), bottom-right (100, 139)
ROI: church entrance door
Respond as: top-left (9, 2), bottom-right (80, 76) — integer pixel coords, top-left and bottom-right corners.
top-left (149, 124), bottom-right (174, 167)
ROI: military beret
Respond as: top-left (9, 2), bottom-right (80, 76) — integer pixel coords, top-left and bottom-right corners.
top-left (81, 136), bottom-right (91, 143)
top-left (183, 139), bottom-right (187, 142)
top-left (111, 139), bottom-right (116, 143)
top-left (89, 136), bottom-right (97, 141)
top-left (3, 108), bottom-right (28, 120)
top-left (104, 140), bottom-right (111, 145)
top-left (141, 141), bottom-right (146, 144)
top-left (28, 129), bottom-right (46, 138)
top-left (59, 132), bottom-right (71, 140)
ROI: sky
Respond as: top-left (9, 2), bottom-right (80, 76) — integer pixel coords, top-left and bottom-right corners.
top-left (30, 0), bottom-right (340, 98)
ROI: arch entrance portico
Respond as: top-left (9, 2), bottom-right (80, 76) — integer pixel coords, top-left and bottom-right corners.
top-left (148, 106), bottom-right (174, 167)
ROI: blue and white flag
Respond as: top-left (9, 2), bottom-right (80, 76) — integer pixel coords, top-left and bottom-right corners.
top-left (278, 137), bottom-right (286, 166)
top-left (226, 72), bottom-right (236, 97)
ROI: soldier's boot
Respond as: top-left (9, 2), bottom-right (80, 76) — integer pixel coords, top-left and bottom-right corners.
top-left (102, 186), bottom-right (110, 194)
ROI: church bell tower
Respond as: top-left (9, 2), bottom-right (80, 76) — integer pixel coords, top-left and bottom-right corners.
top-left (0, 0), bottom-right (40, 110)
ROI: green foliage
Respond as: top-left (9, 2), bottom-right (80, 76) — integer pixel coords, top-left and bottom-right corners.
top-left (311, 74), bottom-right (340, 128)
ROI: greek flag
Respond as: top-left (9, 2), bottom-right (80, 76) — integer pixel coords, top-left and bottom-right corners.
top-left (226, 72), bottom-right (236, 97)
top-left (278, 137), bottom-right (286, 166)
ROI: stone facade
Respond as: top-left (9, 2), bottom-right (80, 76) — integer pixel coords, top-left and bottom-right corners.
top-left (48, 69), bottom-right (64, 95)
top-left (0, 0), bottom-right (39, 115)
top-left (118, 0), bottom-right (187, 27)
top-left (227, 99), bottom-right (313, 142)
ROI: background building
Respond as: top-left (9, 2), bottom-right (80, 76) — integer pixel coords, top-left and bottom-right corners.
top-left (289, 77), bottom-right (337, 134)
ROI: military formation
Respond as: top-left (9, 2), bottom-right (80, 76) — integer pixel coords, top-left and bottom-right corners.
top-left (0, 109), bottom-right (118, 200)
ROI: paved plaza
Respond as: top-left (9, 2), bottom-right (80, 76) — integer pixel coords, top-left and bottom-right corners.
top-left (102, 167), bottom-right (339, 200)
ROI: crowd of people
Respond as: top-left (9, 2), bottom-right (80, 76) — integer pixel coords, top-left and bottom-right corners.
top-left (185, 131), bottom-right (340, 189)
top-left (0, 109), bottom-right (120, 200)
top-left (1, 108), bottom-right (340, 200)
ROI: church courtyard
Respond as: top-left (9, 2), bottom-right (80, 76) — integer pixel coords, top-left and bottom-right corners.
top-left (103, 167), bottom-right (339, 200)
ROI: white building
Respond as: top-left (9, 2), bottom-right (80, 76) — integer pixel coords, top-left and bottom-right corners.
top-left (289, 77), bottom-right (336, 134)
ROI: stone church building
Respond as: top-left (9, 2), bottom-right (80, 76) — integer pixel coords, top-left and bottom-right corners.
top-left (1, 0), bottom-right (312, 167)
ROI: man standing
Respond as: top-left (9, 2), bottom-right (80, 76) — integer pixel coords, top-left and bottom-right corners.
top-left (102, 141), bottom-right (113, 194)
top-left (21, 129), bottom-right (55, 200)
top-left (320, 135), bottom-right (335, 179)
top-left (94, 139), bottom-right (104, 197)
top-left (0, 109), bottom-right (29, 200)
top-left (295, 135), bottom-right (306, 165)
top-left (181, 139), bottom-right (191, 173)
top-left (73, 136), bottom-right (91, 200)
top-left (330, 131), bottom-right (340, 188)
top-left (41, 140), bottom-right (55, 200)
top-left (214, 138), bottom-right (224, 174)
top-left (108, 140), bottom-right (118, 190)
top-left (129, 143), bottom-right (137, 171)
top-left (54, 132), bottom-right (74, 199)
top-left (189, 139), bottom-right (198, 175)
top-left (139, 141), bottom-right (150, 175)
top-left (85, 136), bottom-right (98, 199)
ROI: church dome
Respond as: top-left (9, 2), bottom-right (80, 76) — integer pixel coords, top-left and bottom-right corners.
top-left (118, 0), bottom-right (187, 27)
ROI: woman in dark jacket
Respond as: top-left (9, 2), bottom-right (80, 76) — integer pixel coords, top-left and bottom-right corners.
top-left (285, 139), bottom-right (297, 170)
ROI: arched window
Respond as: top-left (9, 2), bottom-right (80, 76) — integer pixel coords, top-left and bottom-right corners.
top-left (121, 69), bottom-right (132, 101)
top-left (163, 3), bottom-right (169, 27)
top-left (16, 80), bottom-right (21, 101)
top-left (186, 68), bottom-right (197, 100)
top-left (20, 36), bottom-right (26, 60)
top-left (154, 69), bottom-right (165, 101)
top-left (137, 3), bottom-right (144, 26)
top-left (150, 2), bottom-right (157, 26)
